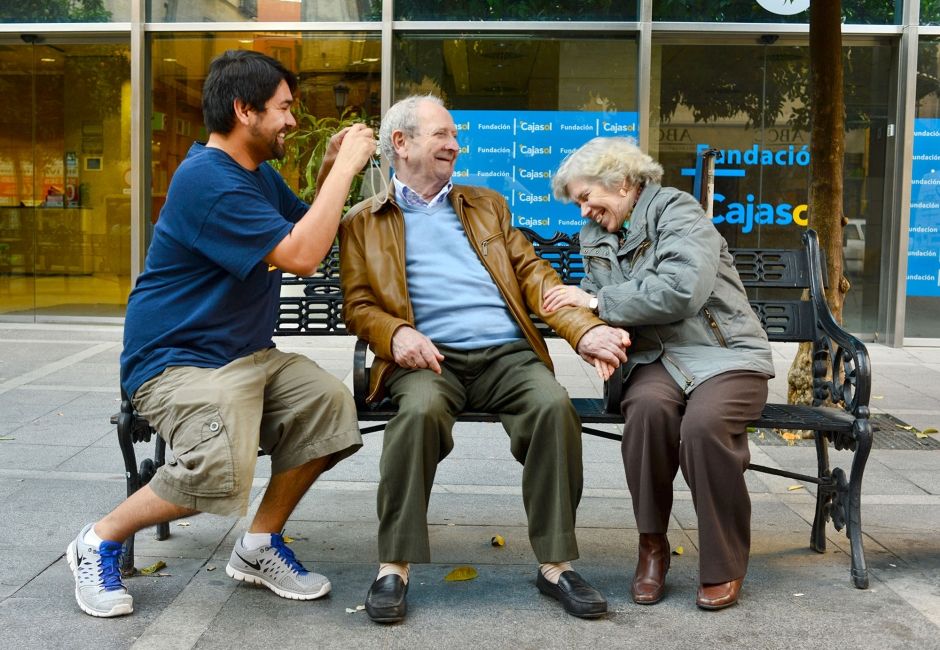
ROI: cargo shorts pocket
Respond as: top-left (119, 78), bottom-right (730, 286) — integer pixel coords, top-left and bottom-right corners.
top-left (166, 407), bottom-right (236, 498)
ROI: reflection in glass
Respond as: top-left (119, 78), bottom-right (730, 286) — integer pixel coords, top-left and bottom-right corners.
top-left (907, 37), bottom-right (940, 338)
top-left (394, 34), bottom-right (636, 110)
top-left (653, 0), bottom-right (894, 25)
top-left (0, 41), bottom-right (131, 320)
top-left (922, 1), bottom-right (940, 25)
top-left (392, 0), bottom-right (635, 21)
top-left (650, 41), bottom-right (890, 335)
top-left (151, 34), bottom-right (381, 210)
top-left (148, 0), bottom-right (379, 22)
top-left (0, 1), bottom-right (130, 22)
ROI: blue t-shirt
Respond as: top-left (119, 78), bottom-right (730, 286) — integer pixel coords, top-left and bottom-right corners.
top-left (120, 143), bottom-right (308, 398)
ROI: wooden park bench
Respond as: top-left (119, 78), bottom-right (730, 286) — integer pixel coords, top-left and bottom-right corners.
top-left (113, 226), bottom-right (873, 589)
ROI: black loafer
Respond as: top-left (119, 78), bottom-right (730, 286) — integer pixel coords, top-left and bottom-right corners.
top-left (536, 570), bottom-right (607, 619)
top-left (364, 574), bottom-right (408, 623)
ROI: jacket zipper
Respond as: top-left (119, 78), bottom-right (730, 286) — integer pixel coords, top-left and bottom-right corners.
top-left (480, 233), bottom-right (501, 257)
top-left (631, 239), bottom-right (652, 266)
top-left (702, 306), bottom-right (729, 348)
top-left (662, 353), bottom-right (695, 389)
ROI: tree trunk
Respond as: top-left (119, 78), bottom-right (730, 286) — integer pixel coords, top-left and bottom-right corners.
top-left (788, 0), bottom-right (847, 412)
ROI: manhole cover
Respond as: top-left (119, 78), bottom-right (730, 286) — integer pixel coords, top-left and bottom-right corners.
top-left (749, 413), bottom-right (940, 450)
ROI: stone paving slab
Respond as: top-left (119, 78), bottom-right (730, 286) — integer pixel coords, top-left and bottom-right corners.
top-left (1, 325), bottom-right (939, 648)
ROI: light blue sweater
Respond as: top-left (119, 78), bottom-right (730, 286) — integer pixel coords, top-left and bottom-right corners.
top-left (399, 188), bottom-right (522, 349)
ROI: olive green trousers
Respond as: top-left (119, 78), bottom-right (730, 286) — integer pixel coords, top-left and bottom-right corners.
top-left (377, 340), bottom-right (583, 564)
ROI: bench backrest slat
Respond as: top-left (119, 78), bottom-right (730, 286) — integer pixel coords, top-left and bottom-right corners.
top-left (273, 231), bottom-right (823, 345)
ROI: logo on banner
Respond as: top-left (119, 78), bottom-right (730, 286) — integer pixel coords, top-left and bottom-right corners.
top-left (685, 143), bottom-right (810, 234)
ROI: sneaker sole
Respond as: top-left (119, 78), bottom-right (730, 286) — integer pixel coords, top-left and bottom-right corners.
top-left (66, 541), bottom-right (134, 618)
top-left (225, 563), bottom-right (331, 600)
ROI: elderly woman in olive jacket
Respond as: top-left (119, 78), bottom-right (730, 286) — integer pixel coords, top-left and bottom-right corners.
top-left (544, 137), bottom-right (774, 610)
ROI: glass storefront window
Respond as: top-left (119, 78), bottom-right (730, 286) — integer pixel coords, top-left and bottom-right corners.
top-left (653, 0), bottom-right (896, 25)
top-left (0, 39), bottom-right (131, 320)
top-left (392, 1), bottom-right (636, 21)
top-left (650, 40), bottom-right (891, 335)
top-left (907, 37), bottom-right (940, 338)
top-left (148, 0), bottom-right (378, 22)
top-left (923, 1), bottom-right (940, 24)
top-left (0, 1), bottom-right (130, 22)
top-left (151, 33), bottom-right (381, 213)
top-left (393, 33), bottom-right (637, 236)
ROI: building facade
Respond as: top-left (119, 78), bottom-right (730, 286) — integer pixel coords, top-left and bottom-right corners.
top-left (0, 0), bottom-right (937, 345)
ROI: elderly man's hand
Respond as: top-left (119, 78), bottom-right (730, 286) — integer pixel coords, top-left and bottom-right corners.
top-left (576, 326), bottom-right (631, 379)
top-left (391, 326), bottom-right (445, 374)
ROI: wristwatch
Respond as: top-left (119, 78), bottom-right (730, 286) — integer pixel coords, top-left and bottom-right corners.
top-left (588, 296), bottom-right (599, 313)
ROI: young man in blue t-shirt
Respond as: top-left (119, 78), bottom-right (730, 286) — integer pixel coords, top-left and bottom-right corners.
top-left (66, 50), bottom-right (375, 618)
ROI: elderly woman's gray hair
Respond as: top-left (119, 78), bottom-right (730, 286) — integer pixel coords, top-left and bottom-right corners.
top-left (551, 137), bottom-right (664, 202)
top-left (378, 94), bottom-right (445, 163)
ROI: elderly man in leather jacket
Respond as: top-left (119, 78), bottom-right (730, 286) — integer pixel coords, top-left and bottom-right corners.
top-left (339, 95), bottom-right (630, 624)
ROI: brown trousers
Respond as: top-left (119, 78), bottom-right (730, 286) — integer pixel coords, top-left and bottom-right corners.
top-left (620, 361), bottom-right (769, 584)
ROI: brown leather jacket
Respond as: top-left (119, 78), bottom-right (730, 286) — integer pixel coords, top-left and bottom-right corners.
top-left (339, 183), bottom-right (605, 402)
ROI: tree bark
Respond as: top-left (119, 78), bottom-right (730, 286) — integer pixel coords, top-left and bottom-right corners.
top-left (788, 0), bottom-right (847, 412)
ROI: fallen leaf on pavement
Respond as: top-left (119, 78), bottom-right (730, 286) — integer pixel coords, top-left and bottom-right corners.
top-left (672, 546), bottom-right (684, 556)
top-left (283, 535), bottom-right (295, 543)
top-left (345, 605), bottom-right (365, 614)
top-left (444, 566), bottom-right (478, 582)
top-left (176, 521), bottom-right (190, 527)
top-left (491, 534), bottom-right (505, 547)
top-left (915, 427), bottom-right (937, 439)
top-left (0, 436), bottom-right (14, 441)
top-left (788, 484), bottom-right (805, 491)
top-left (140, 560), bottom-right (167, 575)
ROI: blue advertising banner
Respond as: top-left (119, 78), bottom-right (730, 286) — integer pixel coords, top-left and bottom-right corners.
top-left (910, 118), bottom-right (940, 297)
top-left (450, 110), bottom-right (638, 237)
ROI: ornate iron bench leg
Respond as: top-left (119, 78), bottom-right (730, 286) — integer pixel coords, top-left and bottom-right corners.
top-left (846, 420), bottom-right (873, 589)
top-left (115, 399), bottom-right (141, 577)
top-left (153, 435), bottom-right (170, 541)
top-left (810, 431), bottom-right (832, 554)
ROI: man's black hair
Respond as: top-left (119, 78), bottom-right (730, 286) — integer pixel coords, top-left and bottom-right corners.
top-left (202, 49), bottom-right (298, 135)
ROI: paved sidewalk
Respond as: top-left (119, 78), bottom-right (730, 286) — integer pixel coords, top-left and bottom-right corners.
top-left (1, 323), bottom-right (939, 649)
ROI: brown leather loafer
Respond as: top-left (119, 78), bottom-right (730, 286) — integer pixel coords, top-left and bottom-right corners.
top-left (696, 578), bottom-right (743, 610)
top-left (631, 533), bottom-right (670, 605)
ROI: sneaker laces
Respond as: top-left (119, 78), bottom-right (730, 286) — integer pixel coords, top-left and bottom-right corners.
top-left (97, 541), bottom-right (125, 591)
top-left (270, 534), bottom-right (308, 575)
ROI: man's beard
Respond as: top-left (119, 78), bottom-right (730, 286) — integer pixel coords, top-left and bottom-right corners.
top-left (250, 122), bottom-right (286, 161)
top-left (270, 136), bottom-right (286, 160)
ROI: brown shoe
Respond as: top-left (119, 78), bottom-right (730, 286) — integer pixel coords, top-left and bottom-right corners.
top-left (631, 533), bottom-right (670, 605)
top-left (696, 578), bottom-right (743, 610)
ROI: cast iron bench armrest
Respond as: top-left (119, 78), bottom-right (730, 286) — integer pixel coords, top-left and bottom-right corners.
top-left (802, 230), bottom-right (872, 425)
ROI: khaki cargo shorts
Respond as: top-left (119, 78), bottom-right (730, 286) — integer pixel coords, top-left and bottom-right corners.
top-left (132, 347), bottom-right (362, 517)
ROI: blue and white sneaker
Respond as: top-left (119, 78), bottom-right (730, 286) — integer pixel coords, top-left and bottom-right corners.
top-left (66, 523), bottom-right (133, 617)
top-left (226, 533), bottom-right (331, 600)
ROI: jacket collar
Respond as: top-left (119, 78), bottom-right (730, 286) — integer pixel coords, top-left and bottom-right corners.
top-left (370, 180), bottom-right (481, 215)
top-left (579, 183), bottom-right (662, 248)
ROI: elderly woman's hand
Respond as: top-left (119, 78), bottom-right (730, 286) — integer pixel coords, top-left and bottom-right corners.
top-left (543, 285), bottom-right (593, 313)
